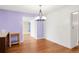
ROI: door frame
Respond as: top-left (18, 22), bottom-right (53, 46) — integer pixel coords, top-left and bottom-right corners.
top-left (71, 11), bottom-right (79, 47)
top-left (22, 16), bottom-right (31, 41)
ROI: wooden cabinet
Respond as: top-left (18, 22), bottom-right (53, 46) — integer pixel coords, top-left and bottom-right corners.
top-left (0, 32), bottom-right (20, 52)
top-left (0, 38), bottom-right (5, 52)
top-left (9, 32), bottom-right (20, 47)
top-left (0, 33), bottom-right (9, 53)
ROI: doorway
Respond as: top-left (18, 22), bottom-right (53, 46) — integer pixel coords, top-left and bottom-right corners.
top-left (71, 11), bottom-right (79, 47)
top-left (22, 16), bottom-right (31, 40)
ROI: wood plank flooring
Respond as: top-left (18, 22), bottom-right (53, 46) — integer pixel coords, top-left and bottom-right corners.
top-left (6, 35), bottom-right (79, 53)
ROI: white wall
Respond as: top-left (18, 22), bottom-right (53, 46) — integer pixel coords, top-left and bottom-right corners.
top-left (30, 20), bottom-right (37, 39)
top-left (46, 6), bottom-right (79, 48)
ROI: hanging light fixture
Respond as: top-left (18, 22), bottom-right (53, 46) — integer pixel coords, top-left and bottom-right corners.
top-left (39, 5), bottom-right (43, 19)
top-left (35, 5), bottom-right (46, 20)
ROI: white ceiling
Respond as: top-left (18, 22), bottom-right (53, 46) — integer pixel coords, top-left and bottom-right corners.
top-left (0, 5), bottom-right (64, 16)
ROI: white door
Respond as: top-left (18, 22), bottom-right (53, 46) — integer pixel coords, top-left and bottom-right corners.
top-left (71, 12), bottom-right (79, 47)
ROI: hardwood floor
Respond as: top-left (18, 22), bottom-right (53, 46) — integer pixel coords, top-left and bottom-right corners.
top-left (6, 35), bottom-right (79, 53)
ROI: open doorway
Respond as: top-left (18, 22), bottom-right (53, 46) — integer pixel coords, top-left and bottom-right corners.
top-left (71, 11), bottom-right (79, 47)
top-left (22, 16), bottom-right (31, 40)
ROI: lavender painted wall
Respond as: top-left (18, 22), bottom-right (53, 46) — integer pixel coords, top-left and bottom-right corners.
top-left (0, 9), bottom-right (35, 42)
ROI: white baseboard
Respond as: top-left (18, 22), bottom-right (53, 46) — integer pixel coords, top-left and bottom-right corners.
top-left (46, 37), bottom-right (73, 49)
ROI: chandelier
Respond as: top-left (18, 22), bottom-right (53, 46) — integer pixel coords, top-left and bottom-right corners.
top-left (35, 5), bottom-right (46, 20)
